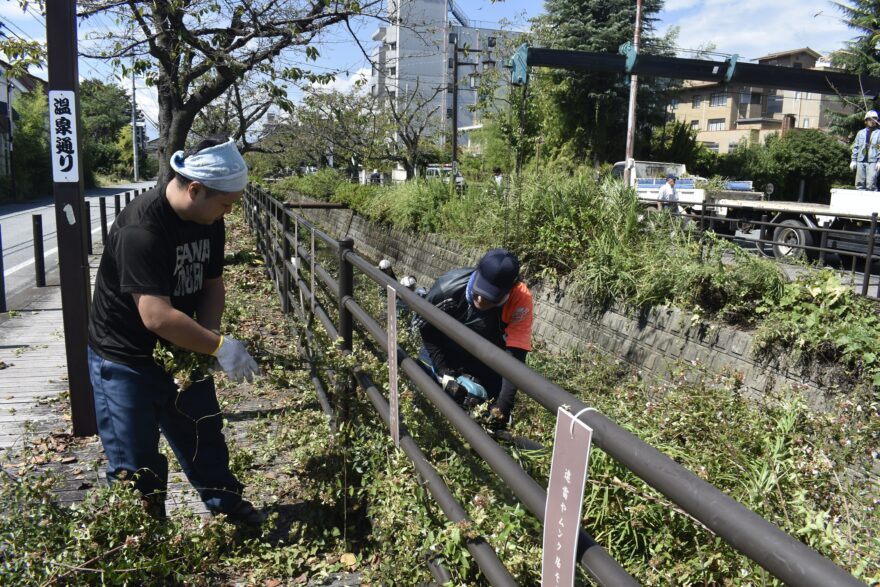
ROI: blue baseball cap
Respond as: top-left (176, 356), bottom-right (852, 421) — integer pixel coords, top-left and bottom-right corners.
top-left (472, 248), bottom-right (520, 304)
top-left (666, 173), bottom-right (677, 180)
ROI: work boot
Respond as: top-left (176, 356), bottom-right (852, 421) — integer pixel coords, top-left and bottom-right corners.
top-left (215, 499), bottom-right (267, 527)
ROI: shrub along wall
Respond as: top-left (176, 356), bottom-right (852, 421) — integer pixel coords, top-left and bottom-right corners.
top-left (299, 206), bottom-right (841, 405)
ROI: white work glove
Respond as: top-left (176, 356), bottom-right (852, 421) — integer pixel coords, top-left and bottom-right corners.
top-left (850, 161), bottom-right (857, 171)
top-left (213, 335), bottom-right (260, 382)
top-left (875, 161), bottom-right (880, 172)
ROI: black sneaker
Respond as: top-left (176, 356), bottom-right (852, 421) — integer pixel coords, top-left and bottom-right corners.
top-left (218, 500), bottom-right (267, 527)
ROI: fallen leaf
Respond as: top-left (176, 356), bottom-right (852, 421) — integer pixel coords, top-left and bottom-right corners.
top-left (264, 580), bottom-right (282, 587)
top-left (340, 552), bottom-right (357, 567)
top-left (59, 456), bottom-right (77, 464)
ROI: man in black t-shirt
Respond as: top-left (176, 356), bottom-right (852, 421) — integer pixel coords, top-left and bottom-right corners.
top-left (88, 137), bottom-right (262, 524)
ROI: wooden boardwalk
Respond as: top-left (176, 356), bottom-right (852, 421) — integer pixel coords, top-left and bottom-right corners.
top-left (0, 248), bottom-right (208, 515)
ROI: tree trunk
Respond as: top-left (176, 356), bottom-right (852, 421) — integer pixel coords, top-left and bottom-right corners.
top-left (155, 75), bottom-right (197, 183)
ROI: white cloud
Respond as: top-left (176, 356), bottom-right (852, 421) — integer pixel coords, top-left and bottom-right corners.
top-left (658, 0), bottom-right (854, 60)
top-left (310, 67), bottom-right (372, 95)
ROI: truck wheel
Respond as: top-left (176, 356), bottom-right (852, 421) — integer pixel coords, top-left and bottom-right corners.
top-left (772, 220), bottom-right (813, 260)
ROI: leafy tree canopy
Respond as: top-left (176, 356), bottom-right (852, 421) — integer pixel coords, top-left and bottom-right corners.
top-left (531, 0), bottom-right (678, 164)
top-left (79, 0), bottom-right (382, 180)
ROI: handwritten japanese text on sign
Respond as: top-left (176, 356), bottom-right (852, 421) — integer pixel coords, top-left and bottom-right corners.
top-left (48, 91), bottom-right (79, 183)
top-left (541, 407), bottom-right (594, 587)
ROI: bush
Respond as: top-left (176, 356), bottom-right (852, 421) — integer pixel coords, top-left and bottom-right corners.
top-left (11, 87), bottom-right (52, 199)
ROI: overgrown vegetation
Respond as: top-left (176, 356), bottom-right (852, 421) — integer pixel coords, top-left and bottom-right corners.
top-left (266, 167), bottom-right (880, 389)
top-left (1, 205), bottom-right (877, 584)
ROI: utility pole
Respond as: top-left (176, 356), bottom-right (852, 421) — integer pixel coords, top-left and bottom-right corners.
top-left (449, 33), bottom-right (483, 196)
top-left (623, 0), bottom-right (643, 188)
top-left (450, 34), bottom-right (459, 193)
top-left (131, 65), bottom-right (140, 182)
top-left (6, 80), bottom-right (15, 199)
top-left (46, 0), bottom-right (96, 436)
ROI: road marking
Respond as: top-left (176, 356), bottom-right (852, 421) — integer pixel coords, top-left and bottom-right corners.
top-left (3, 225), bottom-right (103, 277)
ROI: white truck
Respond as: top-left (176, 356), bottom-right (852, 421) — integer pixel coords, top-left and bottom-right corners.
top-left (613, 160), bottom-right (880, 260)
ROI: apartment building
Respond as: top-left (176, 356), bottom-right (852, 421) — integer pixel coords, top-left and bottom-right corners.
top-left (671, 48), bottom-right (853, 154)
top-left (369, 0), bottom-right (512, 177)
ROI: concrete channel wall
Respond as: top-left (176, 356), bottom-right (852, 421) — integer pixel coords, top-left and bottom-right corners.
top-left (300, 207), bottom-right (832, 403)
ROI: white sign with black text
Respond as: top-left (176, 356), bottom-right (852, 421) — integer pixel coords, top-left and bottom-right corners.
top-left (48, 90), bottom-right (79, 183)
top-left (541, 407), bottom-right (594, 586)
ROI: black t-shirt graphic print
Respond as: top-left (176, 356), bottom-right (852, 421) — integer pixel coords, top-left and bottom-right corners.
top-left (88, 185), bottom-right (224, 365)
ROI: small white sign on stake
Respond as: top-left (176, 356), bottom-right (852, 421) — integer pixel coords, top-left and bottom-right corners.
top-left (48, 90), bottom-right (79, 183)
top-left (310, 228), bottom-right (316, 314)
top-left (541, 407), bottom-right (594, 587)
top-left (386, 285), bottom-right (400, 447)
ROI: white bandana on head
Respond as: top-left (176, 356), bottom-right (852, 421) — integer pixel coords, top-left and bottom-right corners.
top-left (170, 139), bottom-right (248, 193)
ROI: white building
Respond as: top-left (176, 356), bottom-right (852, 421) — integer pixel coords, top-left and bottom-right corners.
top-left (369, 0), bottom-right (513, 178)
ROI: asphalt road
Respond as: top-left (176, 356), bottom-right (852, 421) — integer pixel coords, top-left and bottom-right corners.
top-left (0, 182), bottom-right (155, 310)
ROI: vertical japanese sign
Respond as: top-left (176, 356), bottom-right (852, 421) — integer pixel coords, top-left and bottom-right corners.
top-left (386, 285), bottom-right (400, 447)
top-left (48, 90), bottom-right (79, 183)
top-left (542, 407), bottom-right (594, 587)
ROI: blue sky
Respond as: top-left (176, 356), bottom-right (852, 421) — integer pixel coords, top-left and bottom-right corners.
top-left (0, 0), bottom-right (858, 137)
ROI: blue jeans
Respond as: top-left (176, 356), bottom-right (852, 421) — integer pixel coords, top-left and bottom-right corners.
top-left (87, 346), bottom-right (243, 513)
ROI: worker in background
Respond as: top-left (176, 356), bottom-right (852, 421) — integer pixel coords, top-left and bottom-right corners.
top-left (493, 167), bottom-right (503, 188)
top-left (414, 249), bottom-right (533, 432)
top-left (657, 173), bottom-right (678, 211)
top-left (87, 137), bottom-right (263, 525)
top-left (850, 110), bottom-right (880, 190)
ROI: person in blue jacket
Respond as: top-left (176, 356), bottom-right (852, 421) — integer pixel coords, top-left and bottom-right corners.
top-left (850, 110), bottom-right (880, 190)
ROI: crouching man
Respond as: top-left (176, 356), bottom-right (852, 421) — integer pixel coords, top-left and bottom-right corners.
top-left (415, 249), bottom-right (533, 431)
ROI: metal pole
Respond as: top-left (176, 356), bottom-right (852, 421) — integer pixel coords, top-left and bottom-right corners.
top-left (125, 191), bottom-right (131, 205)
top-left (83, 201), bottom-right (92, 255)
top-left (758, 214), bottom-right (768, 256)
top-left (99, 197), bottom-right (108, 244)
top-left (622, 0), bottom-right (643, 188)
top-left (33, 215), bottom-right (46, 287)
top-left (861, 212), bottom-right (877, 297)
top-left (451, 36), bottom-right (459, 197)
top-left (282, 212), bottom-right (290, 314)
top-left (338, 237), bottom-right (354, 351)
top-left (0, 226), bottom-right (6, 312)
top-left (114, 193), bottom-right (121, 217)
top-left (337, 237), bottom-right (354, 425)
top-left (131, 64), bottom-right (140, 182)
top-left (47, 0), bottom-right (96, 436)
top-left (6, 80), bottom-right (15, 200)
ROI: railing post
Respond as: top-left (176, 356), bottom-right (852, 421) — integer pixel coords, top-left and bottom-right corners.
top-left (83, 201), bottom-right (93, 255)
top-left (99, 197), bottom-right (108, 244)
top-left (862, 212), bottom-right (877, 297)
top-left (337, 237), bottom-right (355, 425)
top-left (818, 228), bottom-right (828, 265)
top-left (0, 226), bottom-right (6, 312)
top-left (281, 211), bottom-right (291, 314)
top-left (125, 191), bottom-right (131, 205)
top-left (114, 193), bottom-right (121, 217)
top-left (758, 214), bottom-right (768, 256)
top-left (33, 214), bottom-right (46, 287)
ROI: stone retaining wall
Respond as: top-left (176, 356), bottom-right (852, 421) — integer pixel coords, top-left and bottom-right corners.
top-left (299, 207), bottom-right (829, 402)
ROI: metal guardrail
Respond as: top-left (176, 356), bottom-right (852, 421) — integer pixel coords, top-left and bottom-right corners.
top-left (641, 198), bottom-right (880, 300)
top-left (244, 184), bottom-right (866, 587)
